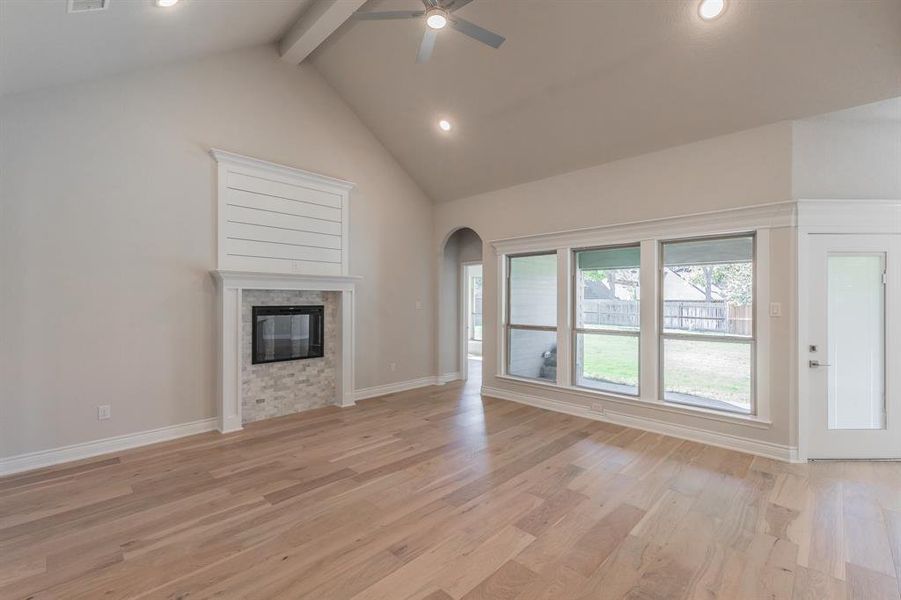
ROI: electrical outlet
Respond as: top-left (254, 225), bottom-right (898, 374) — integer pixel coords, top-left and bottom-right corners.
top-left (97, 405), bottom-right (111, 420)
top-left (769, 302), bottom-right (782, 317)
top-left (590, 403), bottom-right (604, 414)
top-left (389, 362), bottom-right (397, 372)
top-left (415, 299), bottom-right (422, 310)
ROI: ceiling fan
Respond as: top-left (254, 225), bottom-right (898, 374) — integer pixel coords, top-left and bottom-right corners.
top-left (353, 0), bottom-right (505, 63)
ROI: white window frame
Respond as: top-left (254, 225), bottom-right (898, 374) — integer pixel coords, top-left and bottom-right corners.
top-left (493, 203), bottom-right (782, 427)
top-left (571, 244), bottom-right (642, 397)
top-left (658, 233), bottom-right (758, 416)
top-left (503, 251), bottom-right (560, 383)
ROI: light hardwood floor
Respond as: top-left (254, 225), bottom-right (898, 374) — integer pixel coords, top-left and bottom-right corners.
top-left (2, 365), bottom-right (900, 599)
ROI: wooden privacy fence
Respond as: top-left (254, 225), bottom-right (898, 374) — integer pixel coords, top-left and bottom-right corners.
top-left (580, 299), bottom-right (640, 328)
top-left (581, 300), bottom-right (752, 335)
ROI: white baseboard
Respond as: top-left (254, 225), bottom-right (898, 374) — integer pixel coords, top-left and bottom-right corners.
top-left (437, 372), bottom-right (462, 384)
top-left (0, 417), bottom-right (218, 477)
top-left (353, 371), bottom-right (467, 402)
top-left (353, 376), bottom-right (441, 402)
top-left (1, 373), bottom-right (463, 477)
top-left (481, 386), bottom-right (798, 463)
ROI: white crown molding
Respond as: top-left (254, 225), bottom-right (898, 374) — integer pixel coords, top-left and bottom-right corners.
top-left (491, 201), bottom-right (797, 255)
top-left (482, 386), bottom-right (799, 463)
top-left (796, 198), bottom-right (901, 233)
top-left (0, 418), bottom-right (217, 477)
top-left (209, 148), bottom-right (355, 191)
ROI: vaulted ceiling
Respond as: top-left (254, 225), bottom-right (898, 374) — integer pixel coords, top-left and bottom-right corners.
top-left (0, 0), bottom-right (310, 96)
top-left (2, 0), bottom-right (899, 204)
top-left (311, 0), bottom-right (901, 201)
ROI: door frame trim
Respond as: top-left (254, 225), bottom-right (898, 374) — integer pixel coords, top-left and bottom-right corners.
top-left (796, 199), bottom-right (901, 461)
top-left (460, 261), bottom-right (482, 381)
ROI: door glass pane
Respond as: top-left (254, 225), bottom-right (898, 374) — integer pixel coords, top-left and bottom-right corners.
top-left (508, 328), bottom-right (557, 382)
top-left (575, 333), bottom-right (639, 395)
top-left (827, 254), bottom-right (885, 430)
top-left (663, 338), bottom-right (752, 414)
top-left (509, 253), bottom-right (557, 327)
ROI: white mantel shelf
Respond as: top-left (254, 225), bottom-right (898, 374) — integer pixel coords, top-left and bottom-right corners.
top-left (212, 270), bottom-right (361, 290)
top-left (212, 270), bottom-right (360, 433)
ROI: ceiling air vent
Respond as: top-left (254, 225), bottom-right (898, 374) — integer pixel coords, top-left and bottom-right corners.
top-left (68, 0), bottom-right (109, 13)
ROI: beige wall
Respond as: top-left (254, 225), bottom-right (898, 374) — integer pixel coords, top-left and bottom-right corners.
top-left (434, 122), bottom-right (798, 447)
top-left (0, 45), bottom-right (435, 458)
top-left (792, 116), bottom-right (901, 200)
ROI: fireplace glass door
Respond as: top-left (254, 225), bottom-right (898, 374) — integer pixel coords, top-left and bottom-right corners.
top-left (252, 305), bottom-right (324, 364)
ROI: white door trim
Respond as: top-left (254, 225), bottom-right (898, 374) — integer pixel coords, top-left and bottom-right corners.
top-left (460, 261), bottom-right (481, 381)
top-left (796, 199), bottom-right (901, 460)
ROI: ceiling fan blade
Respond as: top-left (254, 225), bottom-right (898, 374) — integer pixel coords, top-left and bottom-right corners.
top-left (444, 0), bottom-right (475, 12)
top-left (449, 17), bottom-right (505, 48)
top-left (416, 28), bottom-right (438, 63)
top-left (354, 10), bottom-right (425, 20)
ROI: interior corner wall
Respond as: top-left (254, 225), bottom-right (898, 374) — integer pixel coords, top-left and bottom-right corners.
top-left (0, 45), bottom-right (435, 459)
top-left (434, 121), bottom-right (797, 449)
top-left (788, 109), bottom-right (900, 456)
top-left (438, 228), bottom-right (483, 377)
top-left (792, 117), bottom-right (901, 200)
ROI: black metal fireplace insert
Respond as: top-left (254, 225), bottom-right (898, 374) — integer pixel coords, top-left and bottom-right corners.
top-left (252, 305), bottom-right (324, 364)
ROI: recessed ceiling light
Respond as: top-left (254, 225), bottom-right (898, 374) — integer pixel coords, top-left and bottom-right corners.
top-left (426, 8), bottom-right (448, 30)
top-left (155, 0), bottom-right (179, 7)
top-left (698, 0), bottom-right (725, 20)
top-left (438, 119), bottom-right (452, 132)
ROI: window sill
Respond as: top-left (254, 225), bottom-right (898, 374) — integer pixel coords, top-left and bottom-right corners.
top-left (495, 374), bottom-right (772, 429)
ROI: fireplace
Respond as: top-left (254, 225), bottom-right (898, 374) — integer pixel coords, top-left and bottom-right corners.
top-left (252, 305), bottom-right (324, 364)
top-left (212, 272), bottom-right (358, 433)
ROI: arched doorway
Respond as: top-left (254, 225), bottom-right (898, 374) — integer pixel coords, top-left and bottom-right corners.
top-left (439, 227), bottom-right (483, 383)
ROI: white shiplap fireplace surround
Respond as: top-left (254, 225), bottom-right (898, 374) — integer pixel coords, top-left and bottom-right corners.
top-left (210, 150), bottom-right (359, 433)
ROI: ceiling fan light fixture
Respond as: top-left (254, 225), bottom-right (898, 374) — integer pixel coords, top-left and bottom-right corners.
top-left (426, 8), bottom-right (448, 30)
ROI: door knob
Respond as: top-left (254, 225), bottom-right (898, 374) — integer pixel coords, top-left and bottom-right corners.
top-left (809, 360), bottom-right (832, 368)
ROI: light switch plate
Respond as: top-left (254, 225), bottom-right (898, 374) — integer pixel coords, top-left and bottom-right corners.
top-left (769, 302), bottom-right (782, 317)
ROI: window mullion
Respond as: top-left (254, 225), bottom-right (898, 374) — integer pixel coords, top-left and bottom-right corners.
top-left (640, 239), bottom-right (660, 402)
top-left (557, 248), bottom-right (572, 387)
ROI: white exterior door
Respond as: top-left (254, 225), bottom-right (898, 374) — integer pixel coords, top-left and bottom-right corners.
top-left (807, 234), bottom-right (901, 459)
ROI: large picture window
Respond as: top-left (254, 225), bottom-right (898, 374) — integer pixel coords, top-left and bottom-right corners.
top-left (660, 235), bottom-right (755, 414)
top-left (506, 252), bottom-right (557, 382)
top-left (573, 245), bottom-right (640, 395)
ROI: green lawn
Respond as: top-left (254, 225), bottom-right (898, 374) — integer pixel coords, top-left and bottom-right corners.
top-left (579, 334), bottom-right (639, 387)
top-left (580, 334), bottom-right (750, 409)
